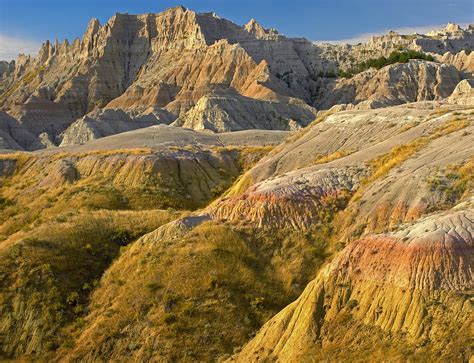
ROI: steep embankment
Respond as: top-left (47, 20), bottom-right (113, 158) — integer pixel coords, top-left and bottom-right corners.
top-left (213, 99), bottom-right (473, 362)
top-left (316, 60), bottom-right (461, 110)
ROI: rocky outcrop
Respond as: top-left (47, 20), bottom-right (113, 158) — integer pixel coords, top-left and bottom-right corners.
top-left (416, 23), bottom-right (474, 54)
top-left (438, 50), bottom-right (474, 77)
top-left (212, 103), bottom-right (473, 233)
top-left (172, 90), bottom-right (316, 132)
top-left (316, 60), bottom-right (461, 110)
top-left (449, 79), bottom-right (474, 106)
top-left (3, 8), bottom-right (471, 145)
top-left (318, 23), bottom-right (474, 74)
top-left (0, 7), bottom-right (318, 138)
top-left (59, 108), bottom-right (175, 146)
top-left (0, 111), bottom-right (43, 150)
top-left (208, 166), bottom-right (363, 229)
top-left (234, 103), bottom-right (443, 185)
top-left (231, 206), bottom-right (473, 362)
top-left (0, 60), bottom-right (14, 80)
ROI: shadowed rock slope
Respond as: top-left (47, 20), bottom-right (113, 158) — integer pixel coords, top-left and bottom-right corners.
top-left (60, 108), bottom-right (176, 146)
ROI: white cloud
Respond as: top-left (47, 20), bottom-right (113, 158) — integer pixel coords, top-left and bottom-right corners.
top-left (0, 34), bottom-right (41, 61)
top-left (313, 23), bottom-right (471, 45)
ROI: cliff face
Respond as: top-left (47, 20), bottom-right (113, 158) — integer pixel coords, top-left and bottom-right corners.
top-left (1, 7), bottom-right (472, 148)
top-left (0, 7), bottom-right (323, 145)
top-left (316, 60), bottom-right (461, 110)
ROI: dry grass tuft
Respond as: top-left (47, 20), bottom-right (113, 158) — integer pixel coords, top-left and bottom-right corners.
top-left (52, 148), bottom-right (154, 159)
top-left (312, 149), bottom-right (354, 165)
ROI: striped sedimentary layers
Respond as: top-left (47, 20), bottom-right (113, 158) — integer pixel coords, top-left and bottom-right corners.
top-left (232, 206), bottom-right (473, 362)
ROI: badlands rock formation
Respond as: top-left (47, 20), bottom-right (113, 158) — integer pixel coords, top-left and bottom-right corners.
top-left (209, 102), bottom-right (473, 235)
top-left (0, 7), bottom-right (319, 144)
top-left (172, 90), bottom-right (316, 132)
top-left (0, 7), bottom-right (472, 147)
top-left (318, 23), bottom-right (474, 72)
top-left (0, 98), bottom-right (472, 361)
top-left (60, 108), bottom-right (175, 146)
top-left (0, 111), bottom-right (43, 150)
top-left (449, 79), bottom-right (474, 106)
top-left (439, 50), bottom-right (474, 77)
top-left (232, 205), bottom-right (473, 362)
top-left (0, 6), bottom-right (473, 362)
top-left (316, 60), bottom-right (461, 110)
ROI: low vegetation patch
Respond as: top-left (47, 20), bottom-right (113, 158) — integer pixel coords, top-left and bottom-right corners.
top-left (360, 116), bottom-right (469, 191)
top-left (336, 50), bottom-right (435, 79)
top-left (312, 149), bottom-right (355, 165)
top-left (334, 116), bottom-right (470, 240)
top-left (0, 209), bottom-right (177, 357)
top-left (52, 148), bottom-right (154, 159)
top-left (426, 158), bottom-right (474, 210)
top-left (60, 215), bottom-right (342, 361)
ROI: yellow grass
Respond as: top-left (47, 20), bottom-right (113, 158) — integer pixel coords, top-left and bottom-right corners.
top-left (312, 149), bottom-right (354, 165)
top-left (52, 148), bottom-right (154, 159)
top-left (352, 116), bottom-right (470, 202)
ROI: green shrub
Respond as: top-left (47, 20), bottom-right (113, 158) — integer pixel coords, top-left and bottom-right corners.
top-left (337, 50), bottom-right (435, 78)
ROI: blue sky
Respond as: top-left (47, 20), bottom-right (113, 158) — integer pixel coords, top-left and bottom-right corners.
top-left (0, 0), bottom-right (473, 60)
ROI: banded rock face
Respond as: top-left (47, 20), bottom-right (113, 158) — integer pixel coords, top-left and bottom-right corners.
top-left (0, 7), bottom-right (320, 143)
top-left (316, 60), bottom-right (461, 110)
top-left (208, 166), bottom-right (364, 229)
top-left (231, 206), bottom-right (473, 362)
top-left (1, 8), bottom-right (472, 147)
top-left (209, 103), bottom-right (473, 234)
top-left (7, 93), bottom-right (75, 141)
top-left (172, 90), bottom-right (317, 132)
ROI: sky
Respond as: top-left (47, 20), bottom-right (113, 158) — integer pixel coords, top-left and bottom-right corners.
top-left (0, 0), bottom-right (473, 60)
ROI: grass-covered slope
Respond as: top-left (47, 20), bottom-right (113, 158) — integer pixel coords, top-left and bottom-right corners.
top-left (0, 101), bottom-right (472, 361)
top-left (0, 134), bottom-right (277, 358)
